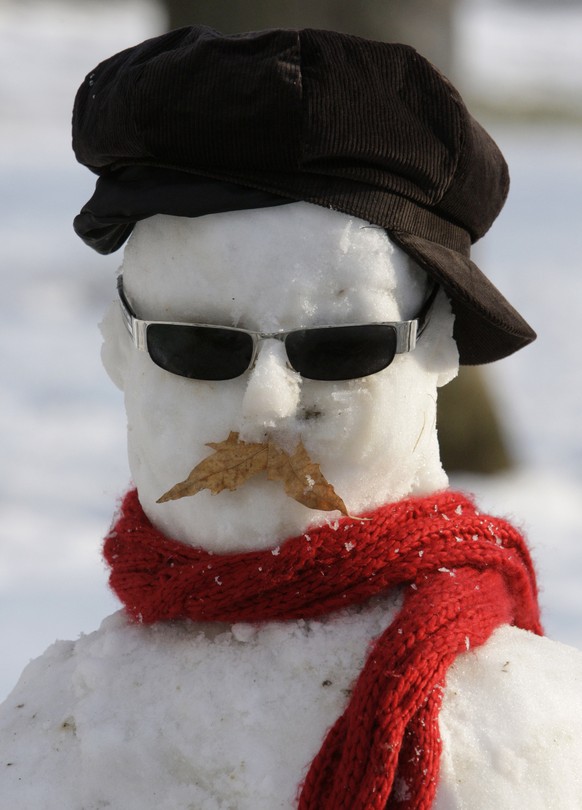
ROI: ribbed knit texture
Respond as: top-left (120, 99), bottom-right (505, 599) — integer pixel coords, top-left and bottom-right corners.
top-left (104, 489), bottom-right (542, 809)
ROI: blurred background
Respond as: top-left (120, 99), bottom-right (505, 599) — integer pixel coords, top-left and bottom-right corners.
top-left (1, 0), bottom-right (581, 701)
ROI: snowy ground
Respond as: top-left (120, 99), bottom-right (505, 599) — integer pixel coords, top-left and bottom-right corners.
top-left (1, 0), bottom-right (582, 701)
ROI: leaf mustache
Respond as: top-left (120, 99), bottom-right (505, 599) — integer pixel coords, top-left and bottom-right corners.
top-left (157, 431), bottom-right (349, 516)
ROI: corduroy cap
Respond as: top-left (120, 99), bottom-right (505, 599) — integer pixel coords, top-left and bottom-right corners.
top-left (72, 25), bottom-right (535, 364)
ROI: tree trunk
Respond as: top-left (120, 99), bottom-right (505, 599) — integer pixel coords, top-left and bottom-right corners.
top-left (161, 0), bottom-right (457, 73)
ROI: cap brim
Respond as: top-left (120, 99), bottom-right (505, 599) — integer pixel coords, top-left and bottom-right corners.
top-left (389, 229), bottom-right (536, 365)
top-left (73, 166), bottom-right (289, 254)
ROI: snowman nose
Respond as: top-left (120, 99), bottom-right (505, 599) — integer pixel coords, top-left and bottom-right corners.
top-left (240, 339), bottom-right (301, 433)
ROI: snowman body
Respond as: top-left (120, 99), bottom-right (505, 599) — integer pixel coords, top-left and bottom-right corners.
top-left (3, 609), bottom-right (582, 808)
top-left (2, 204), bottom-right (582, 808)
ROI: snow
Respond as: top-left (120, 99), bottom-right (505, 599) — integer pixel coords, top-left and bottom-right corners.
top-left (435, 625), bottom-right (582, 809)
top-left (0, 598), bottom-right (406, 809)
top-left (3, 607), bottom-right (582, 808)
top-left (1, 2), bottom-right (582, 805)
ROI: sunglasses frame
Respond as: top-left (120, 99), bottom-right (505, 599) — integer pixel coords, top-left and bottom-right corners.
top-left (117, 274), bottom-right (438, 380)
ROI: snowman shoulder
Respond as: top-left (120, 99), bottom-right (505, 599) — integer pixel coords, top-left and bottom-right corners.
top-left (0, 601), bottom-right (401, 809)
top-left (0, 611), bottom-right (148, 805)
top-left (434, 625), bottom-right (582, 809)
top-left (0, 623), bottom-right (86, 803)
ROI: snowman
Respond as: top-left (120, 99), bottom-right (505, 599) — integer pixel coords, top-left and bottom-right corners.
top-left (2, 26), bottom-right (582, 810)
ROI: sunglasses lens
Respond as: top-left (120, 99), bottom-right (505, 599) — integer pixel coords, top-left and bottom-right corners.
top-left (285, 325), bottom-right (398, 381)
top-left (146, 324), bottom-right (254, 380)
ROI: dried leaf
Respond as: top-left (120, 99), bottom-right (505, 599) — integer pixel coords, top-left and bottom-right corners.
top-left (266, 441), bottom-right (349, 516)
top-left (157, 432), bottom-right (348, 516)
top-left (157, 432), bottom-right (268, 503)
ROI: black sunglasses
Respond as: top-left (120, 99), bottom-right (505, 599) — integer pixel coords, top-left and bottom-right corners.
top-left (117, 275), bottom-right (438, 382)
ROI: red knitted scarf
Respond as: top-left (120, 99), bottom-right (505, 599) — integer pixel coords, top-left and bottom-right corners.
top-left (104, 488), bottom-right (542, 810)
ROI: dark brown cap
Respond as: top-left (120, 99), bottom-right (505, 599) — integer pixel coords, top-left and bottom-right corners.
top-left (72, 25), bottom-right (535, 364)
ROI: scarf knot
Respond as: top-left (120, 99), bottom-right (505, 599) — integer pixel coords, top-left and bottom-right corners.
top-left (104, 489), bottom-right (542, 809)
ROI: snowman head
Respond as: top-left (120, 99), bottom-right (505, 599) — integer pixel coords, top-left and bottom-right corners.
top-left (101, 202), bottom-right (458, 550)
top-left (74, 27), bottom-right (536, 551)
